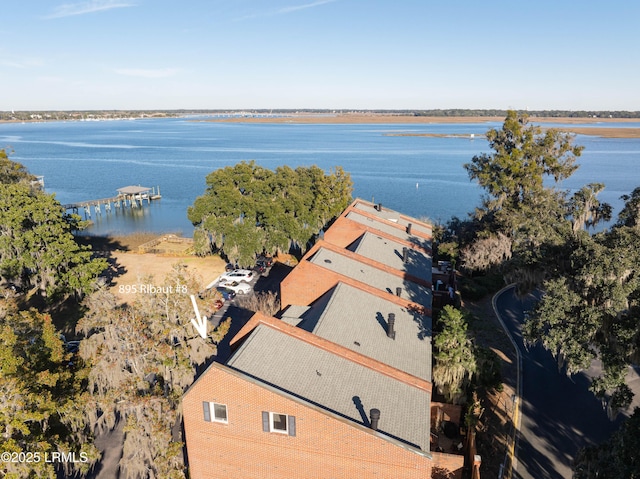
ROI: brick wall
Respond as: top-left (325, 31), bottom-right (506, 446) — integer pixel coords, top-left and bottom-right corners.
top-left (431, 451), bottom-right (464, 479)
top-left (184, 363), bottom-right (433, 479)
top-left (323, 216), bottom-right (368, 248)
top-left (431, 402), bottom-right (463, 428)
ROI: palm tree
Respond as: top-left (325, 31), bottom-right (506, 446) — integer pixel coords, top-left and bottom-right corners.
top-left (433, 306), bottom-right (477, 404)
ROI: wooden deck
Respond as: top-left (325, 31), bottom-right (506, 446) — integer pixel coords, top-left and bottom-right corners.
top-left (62, 186), bottom-right (161, 218)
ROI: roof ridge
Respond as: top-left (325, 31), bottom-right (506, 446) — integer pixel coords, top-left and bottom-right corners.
top-left (344, 199), bottom-right (432, 239)
top-left (357, 229), bottom-right (432, 256)
top-left (310, 282), bottom-right (345, 334)
top-left (317, 240), bottom-right (432, 289)
top-left (206, 362), bottom-right (433, 459)
top-left (239, 312), bottom-right (432, 393)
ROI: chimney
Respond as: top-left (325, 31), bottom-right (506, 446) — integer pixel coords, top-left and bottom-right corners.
top-left (406, 223), bottom-right (412, 234)
top-left (369, 409), bottom-right (380, 430)
top-left (395, 287), bottom-right (402, 297)
top-left (387, 313), bottom-right (396, 339)
top-left (402, 247), bottom-right (408, 263)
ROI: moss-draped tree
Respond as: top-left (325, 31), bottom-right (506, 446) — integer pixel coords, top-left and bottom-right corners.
top-left (0, 150), bottom-right (107, 300)
top-left (0, 301), bottom-right (98, 478)
top-left (188, 161), bottom-right (353, 266)
top-left (76, 265), bottom-right (229, 479)
top-left (458, 111), bottom-right (612, 287)
top-left (524, 198), bottom-right (640, 412)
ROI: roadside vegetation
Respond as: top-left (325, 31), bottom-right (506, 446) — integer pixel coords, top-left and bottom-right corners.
top-left (573, 406), bottom-right (640, 479)
top-left (434, 111), bottom-right (640, 475)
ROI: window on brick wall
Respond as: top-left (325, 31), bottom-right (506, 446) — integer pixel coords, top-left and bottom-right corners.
top-left (203, 402), bottom-right (228, 423)
top-left (262, 411), bottom-right (296, 436)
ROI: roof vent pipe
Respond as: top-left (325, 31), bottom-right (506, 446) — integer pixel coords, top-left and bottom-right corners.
top-left (396, 287), bottom-right (402, 297)
top-left (402, 247), bottom-right (408, 263)
top-left (377, 203), bottom-right (382, 211)
top-left (387, 313), bottom-right (396, 339)
top-left (406, 223), bottom-right (412, 234)
top-left (370, 408), bottom-right (380, 430)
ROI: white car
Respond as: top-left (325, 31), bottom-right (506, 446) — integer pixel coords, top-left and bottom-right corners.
top-left (220, 269), bottom-right (254, 283)
top-left (219, 280), bottom-right (252, 295)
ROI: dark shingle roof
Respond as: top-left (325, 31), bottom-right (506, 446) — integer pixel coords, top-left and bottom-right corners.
top-left (347, 231), bottom-right (432, 283)
top-left (227, 323), bottom-right (431, 451)
top-left (294, 282), bottom-right (432, 381)
top-left (308, 246), bottom-right (432, 306)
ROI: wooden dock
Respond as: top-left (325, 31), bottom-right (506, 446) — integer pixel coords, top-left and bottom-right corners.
top-left (63, 185), bottom-right (161, 218)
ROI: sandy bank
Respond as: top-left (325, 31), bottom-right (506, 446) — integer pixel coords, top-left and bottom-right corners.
top-left (204, 113), bottom-right (640, 138)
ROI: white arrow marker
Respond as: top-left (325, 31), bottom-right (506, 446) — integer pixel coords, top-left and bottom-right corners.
top-left (190, 294), bottom-right (208, 339)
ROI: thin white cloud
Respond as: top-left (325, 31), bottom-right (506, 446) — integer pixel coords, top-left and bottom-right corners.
top-left (0, 57), bottom-right (45, 69)
top-left (114, 68), bottom-right (180, 78)
top-left (235, 0), bottom-right (338, 21)
top-left (278, 0), bottom-right (338, 14)
top-left (45, 0), bottom-right (134, 19)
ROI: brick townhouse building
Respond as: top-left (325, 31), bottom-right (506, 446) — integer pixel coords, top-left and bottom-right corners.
top-left (183, 199), bottom-right (464, 478)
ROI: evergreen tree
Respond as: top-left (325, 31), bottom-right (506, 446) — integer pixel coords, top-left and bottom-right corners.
top-left (0, 149), bottom-right (35, 185)
top-left (188, 161), bottom-right (353, 265)
top-left (0, 300), bottom-right (98, 478)
top-left (0, 152), bottom-right (107, 299)
top-left (459, 111), bottom-right (611, 288)
top-left (524, 192), bottom-right (640, 411)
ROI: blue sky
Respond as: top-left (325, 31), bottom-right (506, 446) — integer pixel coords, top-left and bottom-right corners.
top-left (1, 0), bottom-right (639, 111)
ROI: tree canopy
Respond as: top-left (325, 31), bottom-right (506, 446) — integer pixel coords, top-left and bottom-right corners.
top-left (465, 110), bottom-right (581, 215)
top-left (524, 199), bottom-right (640, 412)
top-left (439, 111), bottom-right (640, 412)
top-left (433, 305), bottom-right (477, 404)
top-left (0, 150), bottom-right (107, 299)
top-left (573, 407), bottom-right (640, 479)
top-left (0, 149), bottom-right (36, 185)
top-left (188, 161), bottom-right (353, 265)
top-left (0, 300), bottom-right (97, 478)
top-left (76, 265), bottom-right (228, 478)
top-left (455, 111), bottom-right (612, 288)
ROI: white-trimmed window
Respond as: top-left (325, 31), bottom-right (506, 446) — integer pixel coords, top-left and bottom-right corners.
top-left (203, 402), bottom-right (228, 424)
top-left (262, 411), bottom-right (296, 436)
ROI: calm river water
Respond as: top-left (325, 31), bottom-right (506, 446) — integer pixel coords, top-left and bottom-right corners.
top-left (2, 117), bottom-right (639, 236)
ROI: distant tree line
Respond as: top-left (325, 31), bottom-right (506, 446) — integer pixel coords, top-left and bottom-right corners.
top-left (412, 109), bottom-right (640, 118)
top-left (3, 109), bottom-right (640, 122)
top-left (0, 111), bottom-right (179, 121)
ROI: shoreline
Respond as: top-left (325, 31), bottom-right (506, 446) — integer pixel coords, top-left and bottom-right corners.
top-left (3, 113), bottom-right (640, 138)
top-left (202, 114), bottom-right (640, 138)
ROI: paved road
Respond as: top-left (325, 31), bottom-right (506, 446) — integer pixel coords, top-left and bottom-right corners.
top-left (495, 286), bottom-right (639, 479)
